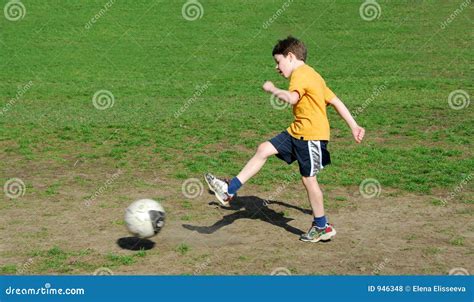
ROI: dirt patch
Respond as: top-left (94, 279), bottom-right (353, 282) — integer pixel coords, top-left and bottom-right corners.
top-left (1, 158), bottom-right (472, 275)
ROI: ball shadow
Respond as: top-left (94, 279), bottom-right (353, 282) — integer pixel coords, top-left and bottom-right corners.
top-left (116, 237), bottom-right (155, 251)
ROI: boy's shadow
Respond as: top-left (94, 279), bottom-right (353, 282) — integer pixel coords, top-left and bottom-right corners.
top-left (182, 196), bottom-right (311, 235)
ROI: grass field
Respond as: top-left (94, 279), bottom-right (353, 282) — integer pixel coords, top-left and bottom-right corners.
top-left (0, 0), bottom-right (472, 275)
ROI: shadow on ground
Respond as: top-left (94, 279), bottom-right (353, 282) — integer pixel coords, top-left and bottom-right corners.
top-left (117, 237), bottom-right (156, 250)
top-left (183, 195), bottom-right (311, 235)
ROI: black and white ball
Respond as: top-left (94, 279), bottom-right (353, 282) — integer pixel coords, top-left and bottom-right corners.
top-left (124, 199), bottom-right (165, 238)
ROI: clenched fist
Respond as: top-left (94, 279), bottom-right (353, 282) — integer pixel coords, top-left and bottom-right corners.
top-left (262, 81), bottom-right (276, 93)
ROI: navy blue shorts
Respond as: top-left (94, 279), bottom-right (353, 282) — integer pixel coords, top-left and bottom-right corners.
top-left (269, 131), bottom-right (331, 177)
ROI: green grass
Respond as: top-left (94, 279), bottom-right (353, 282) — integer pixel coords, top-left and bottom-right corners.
top-left (430, 199), bottom-right (445, 206)
top-left (404, 234), bottom-right (418, 242)
top-left (181, 201), bottom-right (193, 209)
top-left (106, 253), bottom-right (136, 266)
top-left (30, 246), bottom-right (97, 273)
top-left (135, 249), bottom-right (147, 258)
top-left (422, 247), bottom-right (441, 256)
top-left (111, 219), bottom-right (125, 225)
top-left (0, 0), bottom-right (471, 277)
top-left (180, 215), bottom-right (192, 221)
top-left (176, 244), bottom-right (191, 255)
top-left (0, 264), bottom-right (17, 274)
top-left (0, 3), bottom-right (472, 194)
top-left (0, 246), bottom-right (151, 274)
top-left (449, 237), bottom-right (465, 247)
top-left (45, 182), bottom-right (61, 196)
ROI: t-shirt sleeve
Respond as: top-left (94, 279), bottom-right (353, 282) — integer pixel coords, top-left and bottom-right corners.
top-left (289, 71), bottom-right (306, 99)
top-left (324, 85), bottom-right (336, 103)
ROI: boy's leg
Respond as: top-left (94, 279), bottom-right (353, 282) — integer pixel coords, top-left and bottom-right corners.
top-left (300, 175), bottom-right (336, 242)
top-left (293, 139), bottom-right (335, 242)
top-left (235, 141), bottom-right (278, 184)
top-left (205, 141), bottom-right (279, 206)
top-left (230, 131), bottom-right (293, 195)
top-left (301, 176), bottom-right (325, 218)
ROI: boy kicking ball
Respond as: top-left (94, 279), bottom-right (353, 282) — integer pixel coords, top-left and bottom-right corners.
top-left (205, 36), bottom-right (365, 242)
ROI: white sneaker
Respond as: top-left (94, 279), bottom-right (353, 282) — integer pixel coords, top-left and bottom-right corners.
top-left (204, 173), bottom-right (234, 206)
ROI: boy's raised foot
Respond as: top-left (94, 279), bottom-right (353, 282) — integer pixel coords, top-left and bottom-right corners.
top-left (204, 173), bottom-right (234, 206)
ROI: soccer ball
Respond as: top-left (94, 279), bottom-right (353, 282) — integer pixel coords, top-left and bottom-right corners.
top-left (124, 199), bottom-right (165, 238)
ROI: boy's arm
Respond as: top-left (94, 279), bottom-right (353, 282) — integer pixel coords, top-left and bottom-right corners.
top-left (262, 81), bottom-right (300, 105)
top-left (327, 96), bottom-right (365, 143)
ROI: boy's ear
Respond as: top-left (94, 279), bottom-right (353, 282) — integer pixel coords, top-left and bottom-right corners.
top-left (287, 52), bottom-right (296, 62)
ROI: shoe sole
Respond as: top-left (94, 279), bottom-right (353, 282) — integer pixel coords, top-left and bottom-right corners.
top-left (300, 229), bottom-right (337, 243)
top-left (204, 174), bottom-right (230, 207)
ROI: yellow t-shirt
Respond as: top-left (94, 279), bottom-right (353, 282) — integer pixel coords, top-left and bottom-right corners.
top-left (287, 64), bottom-right (335, 141)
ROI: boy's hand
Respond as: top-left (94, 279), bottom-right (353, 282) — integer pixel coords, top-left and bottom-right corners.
top-left (352, 125), bottom-right (365, 143)
top-left (262, 81), bottom-right (276, 93)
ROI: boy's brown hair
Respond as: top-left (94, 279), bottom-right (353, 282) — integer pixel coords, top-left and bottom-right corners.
top-left (272, 36), bottom-right (307, 62)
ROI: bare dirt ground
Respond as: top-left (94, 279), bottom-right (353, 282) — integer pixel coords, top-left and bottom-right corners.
top-left (1, 156), bottom-right (472, 275)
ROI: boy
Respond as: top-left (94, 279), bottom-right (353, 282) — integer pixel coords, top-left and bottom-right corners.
top-left (205, 36), bottom-right (365, 242)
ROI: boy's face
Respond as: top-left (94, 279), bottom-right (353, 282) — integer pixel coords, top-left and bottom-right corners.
top-left (273, 54), bottom-right (293, 78)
